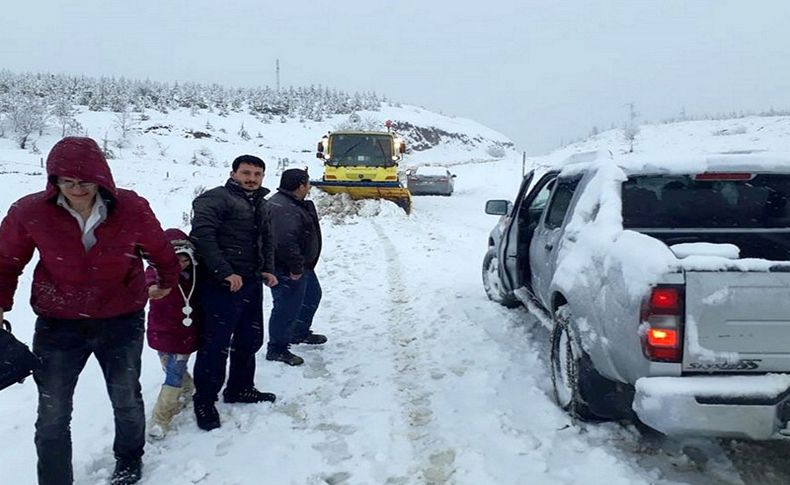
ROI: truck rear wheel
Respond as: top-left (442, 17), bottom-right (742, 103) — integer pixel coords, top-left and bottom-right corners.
top-left (550, 305), bottom-right (622, 421)
top-left (482, 248), bottom-right (519, 308)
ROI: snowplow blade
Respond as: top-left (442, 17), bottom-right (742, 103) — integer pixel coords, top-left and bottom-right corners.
top-left (312, 180), bottom-right (412, 214)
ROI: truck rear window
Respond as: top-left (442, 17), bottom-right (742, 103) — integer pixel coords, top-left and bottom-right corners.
top-left (622, 174), bottom-right (790, 229)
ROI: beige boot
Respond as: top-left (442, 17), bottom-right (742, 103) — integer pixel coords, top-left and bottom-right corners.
top-left (179, 372), bottom-right (194, 406)
top-left (147, 385), bottom-right (183, 440)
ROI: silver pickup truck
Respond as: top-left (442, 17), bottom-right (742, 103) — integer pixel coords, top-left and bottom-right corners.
top-left (483, 153), bottom-right (790, 439)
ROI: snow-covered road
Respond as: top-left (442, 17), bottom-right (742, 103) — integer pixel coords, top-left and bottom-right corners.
top-left (4, 152), bottom-right (790, 484)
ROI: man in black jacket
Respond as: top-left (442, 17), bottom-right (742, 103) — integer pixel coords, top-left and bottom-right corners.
top-left (266, 169), bottom-right (326, 366)
top-left (189, 155), bottom-right (279, 430)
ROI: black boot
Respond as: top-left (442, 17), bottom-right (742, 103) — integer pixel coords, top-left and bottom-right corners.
top-left (265, 348), bottom-right (304, 366)
top-left (293, 332), bottom-right (328, 345)
top-left (110, 457), bottom-right (142, 485)
top-left (194, 401), bottom-right (221, 431)
top-left (224, 387), bottom-right (277, 403)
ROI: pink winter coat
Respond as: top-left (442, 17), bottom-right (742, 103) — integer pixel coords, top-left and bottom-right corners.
top-left (145, 229), bottom-right (201, 354)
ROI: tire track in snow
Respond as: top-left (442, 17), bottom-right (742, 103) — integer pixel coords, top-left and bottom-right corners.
top-left (373, 220), bottom-right (458, 484)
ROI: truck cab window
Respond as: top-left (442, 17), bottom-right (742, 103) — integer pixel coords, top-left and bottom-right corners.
top-left (519, 178), bottom-right (555, 224)
top-left (544, 178), bottom-right (581, 229)
top-left (529, 180), bottom-right (554, 214)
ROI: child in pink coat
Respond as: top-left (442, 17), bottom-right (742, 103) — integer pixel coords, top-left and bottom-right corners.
top-left (145, 229), bottom-right (201, 439)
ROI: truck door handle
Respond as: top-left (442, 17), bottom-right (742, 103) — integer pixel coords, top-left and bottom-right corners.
top-left (545, 243), bottom-right (553, 251)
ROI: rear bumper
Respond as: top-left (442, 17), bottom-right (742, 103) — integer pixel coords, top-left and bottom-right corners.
top-left (633, 374), bottom-right (790, 440)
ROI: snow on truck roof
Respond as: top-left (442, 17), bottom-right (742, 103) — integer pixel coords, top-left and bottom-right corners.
top-left (540, 150), bottom-right (790, 177)
top-left (414, 166), bottom-right (451, 176)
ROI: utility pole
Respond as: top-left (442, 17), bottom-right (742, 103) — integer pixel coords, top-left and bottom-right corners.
top-left (522, 151), bottom-right (526, 177)
top-left (276, 59), bottom-right (280, 92)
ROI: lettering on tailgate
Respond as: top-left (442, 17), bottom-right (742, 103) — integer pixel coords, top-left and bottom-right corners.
top-left (688, 359), bottom-right (762, 371)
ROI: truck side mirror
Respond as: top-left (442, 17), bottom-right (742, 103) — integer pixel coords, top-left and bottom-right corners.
top-left (316, 142), bottom-right (324, 153)
top-left (316, 152), bottom-right (324, 159)
top-left (485, 200), bottom-right (510, 215)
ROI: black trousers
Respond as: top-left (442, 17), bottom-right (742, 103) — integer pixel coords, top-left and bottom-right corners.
top-left (193, 277), bottom-right (264, 405)
top-left (32, 311), bottom-right (145, 485)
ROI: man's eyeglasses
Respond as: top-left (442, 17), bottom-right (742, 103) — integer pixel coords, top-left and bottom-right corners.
top-left (56, 179), bottom-right (97, 190)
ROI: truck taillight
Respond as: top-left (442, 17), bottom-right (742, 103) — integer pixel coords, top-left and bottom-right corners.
top-left (641, 285), bottom-right (684, 362)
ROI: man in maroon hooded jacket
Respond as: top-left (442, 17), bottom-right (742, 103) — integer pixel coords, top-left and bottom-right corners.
top-left (0, 137), bottom-right (181, 485)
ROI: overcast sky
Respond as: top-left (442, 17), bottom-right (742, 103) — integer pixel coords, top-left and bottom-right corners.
top-left (2, 0), bottom-right (789, 153)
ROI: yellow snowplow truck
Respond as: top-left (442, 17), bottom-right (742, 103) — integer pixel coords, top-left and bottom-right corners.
top-left (312, 130), bottom-right (412, 213)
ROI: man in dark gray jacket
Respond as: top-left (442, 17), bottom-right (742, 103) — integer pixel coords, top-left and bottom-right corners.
top-left (266, 168), bottom-right (326, 366)
top-left (190, 155), bottom-right (279, 430)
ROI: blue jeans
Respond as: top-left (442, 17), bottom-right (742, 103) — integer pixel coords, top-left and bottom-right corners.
top-left (158, 352), bottom-right (190, 387)
top-left (193, 276), bottom-right (264, 404)
top-left (267, 269), bottom-right (322, 351)
top-left (32, 311), bottom-right (145, 485)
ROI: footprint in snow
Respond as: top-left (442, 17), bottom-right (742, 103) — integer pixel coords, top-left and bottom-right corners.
top-left (304, 353), bottom-right (331, 379)
top-left (314, 422), bottom-right (357, 436)
top-left (339, 378), bottom-right (375, 399)
top-left (215, 436), bottom-right (234, 457)
top-left (321, 471), bottom-right (352, 485)
top-left (276, 401), bottom-right (308, 423)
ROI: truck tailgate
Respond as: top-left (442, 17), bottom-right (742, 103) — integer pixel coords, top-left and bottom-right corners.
top-left (684, 271), bottom-right (790, 372)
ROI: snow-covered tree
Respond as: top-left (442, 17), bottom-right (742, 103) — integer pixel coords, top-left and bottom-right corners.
top-left (7, 92), bottom-right (49, 149)
top-left (190, 146), bottom-right (216, 167)
top-left (52, 94), bottom-right (82, 137)
top-left (237, 123), bottom-right (250, 141)
top-left (0, 70), bottom-right (389, 124)
top-left (623, 102), bottom-right (640, 153)
top-left (486, 144), bottom-right (506, 159)
top-left (114, 106), bottom-right (139, 142)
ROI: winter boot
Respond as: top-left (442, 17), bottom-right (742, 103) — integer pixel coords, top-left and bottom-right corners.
top-left (110, 457), bottom-right (142, 485)
top-left (224, 387), bottom-right (277, 404)
top-left (194, 401), bottom-right (221, 431)
top-left (147, 385), bottom-right (182, 440)
top-left (293, 332), bottom-right (328, 345)
top-left (179, 372), bottom-right (195, 404)
top-left (265, 348), bottom-right (304, 366)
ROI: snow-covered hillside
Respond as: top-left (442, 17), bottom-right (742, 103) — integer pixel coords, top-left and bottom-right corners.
top-left (547, 115), bottom-right (790, 164)
top-left (0, 103), bottom-right (514, 182)
top-left (3, 113), bottom-right (790, 484)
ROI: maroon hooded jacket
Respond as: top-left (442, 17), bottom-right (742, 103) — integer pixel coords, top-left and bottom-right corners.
top-left (145, 228), bottom-right (200, 354)
top-left (0, 137), bottom-right (180, 320)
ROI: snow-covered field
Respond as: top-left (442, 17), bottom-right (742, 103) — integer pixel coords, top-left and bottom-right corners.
top-left (3, 109), bottom-right (790, 484)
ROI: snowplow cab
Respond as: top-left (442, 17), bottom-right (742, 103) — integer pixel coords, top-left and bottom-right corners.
top-left (312, 129), bottom-right (412, 213)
